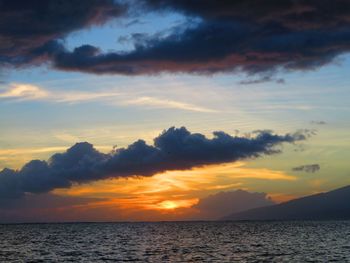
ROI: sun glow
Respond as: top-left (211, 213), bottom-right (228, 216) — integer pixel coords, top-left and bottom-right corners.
top-left (159, 201), bottom-right (181, 210)
top-left (154, 199), bottom-right (199, 210)
top-left (52, 162), bottom-right (297, 220)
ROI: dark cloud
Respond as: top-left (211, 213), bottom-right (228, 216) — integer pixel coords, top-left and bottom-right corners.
top-left (46, 18), bottom-right (350, 75)
top-left (238, 76), bottom-right (285, 85)
top-left (0, 0), bottom-right (126, 67)
top-left (292, 164), bottom-right (320, 173)
top-left (193, 189), bottom-right (275, 220)
top-left (0, 127), bottom-right (309, 199)
top-left (1, 0), bottom-right (350, 75)
top-left (143, 0), bottom-right (350, 29)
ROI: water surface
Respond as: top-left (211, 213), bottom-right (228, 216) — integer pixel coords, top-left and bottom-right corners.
top-left (1, 221), bottom-right (349, 262)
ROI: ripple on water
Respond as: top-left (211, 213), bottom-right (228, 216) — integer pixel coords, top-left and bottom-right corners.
top-left (0, 221), bottom-right (350, 262)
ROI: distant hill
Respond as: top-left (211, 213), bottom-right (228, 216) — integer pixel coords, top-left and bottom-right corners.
top-left (223, 185), bottom-right (350, 221)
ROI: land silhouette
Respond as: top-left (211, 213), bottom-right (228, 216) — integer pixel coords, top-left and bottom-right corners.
top-left (224, 185), bottom-right (350, 221)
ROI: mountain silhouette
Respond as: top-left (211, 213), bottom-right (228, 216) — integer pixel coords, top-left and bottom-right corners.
top-left (223, 185), bottom-right (350, 221)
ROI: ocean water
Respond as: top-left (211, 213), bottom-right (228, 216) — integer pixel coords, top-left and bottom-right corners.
top-left (0, 221), bottom-right (349, 262)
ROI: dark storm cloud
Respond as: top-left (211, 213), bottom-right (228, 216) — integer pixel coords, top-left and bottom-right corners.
top-left (292, 164), bottom-right (320, 173)
top-left (0, 127), bottom-right (309, 199)
top-left (0, 0), bottom-right (126, 67)
top-left (1, 0), bottom-right (350, 75)
top-left (193, 189), bottom-right (275, 219)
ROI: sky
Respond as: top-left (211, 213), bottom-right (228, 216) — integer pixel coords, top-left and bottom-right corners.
top-left (0, 0), bottom-right (350, 222)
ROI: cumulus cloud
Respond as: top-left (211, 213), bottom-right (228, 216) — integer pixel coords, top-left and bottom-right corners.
top-left (0, 127), bottom-right (309, 199)
top-left (193, 189), bottom-right (275, 219)
top-left (292, 164), bottom-right (320, 173)
top-left (1, 1), bottom-right (350, 76)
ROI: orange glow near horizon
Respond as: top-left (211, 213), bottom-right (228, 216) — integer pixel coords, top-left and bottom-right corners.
top-left (53, 162), bottom-right (298, 220)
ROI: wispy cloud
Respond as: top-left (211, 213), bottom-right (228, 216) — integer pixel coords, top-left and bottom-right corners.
top-left (0, 84), bottom-right (48, 100)
top-left (54, 91), bottom-right (122, 103)
top-left (0, 146), bottom-right (68, 155)
top-left (0, 83), bottom-right (218, 113)
top-left (0, 83), bottom-right (217, 113)
top-left (123, 96), bottom-right (218, 113)
top-left (292, 164), bottom-right (321, 173)
top-left (239, 76), bottom-right (285, 85)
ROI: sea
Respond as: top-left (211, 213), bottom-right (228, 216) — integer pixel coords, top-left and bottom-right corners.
top-left (0, 221), bottom-right (349, 262)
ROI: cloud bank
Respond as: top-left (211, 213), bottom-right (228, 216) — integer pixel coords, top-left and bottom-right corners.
top-left (1, 0), bottom-right (350, 75)
top-left (0, 127), bottom-right (309, 199)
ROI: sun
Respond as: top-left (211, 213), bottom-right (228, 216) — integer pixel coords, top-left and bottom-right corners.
top-left (155, 199), bottom-right (199, 210)
top-left (158, 200), bottom-right (179, 210)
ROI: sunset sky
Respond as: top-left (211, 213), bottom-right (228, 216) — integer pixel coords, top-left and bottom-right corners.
top-left (1, 0), bottom-right (350, 222)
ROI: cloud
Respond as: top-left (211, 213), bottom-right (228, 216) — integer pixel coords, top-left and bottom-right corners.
top-left (123, 96), bottom-right (218, 112)
top-left (0, 0), bottom-right (126, 67)
top-left (0, 126), bottom-right (309, 199)
top-left (0, 83), bottom-right (48, 100)
top-left (193, 189), bottom-right (275, 219)
top-left (292, 164), bottom-right (321, 173)
top-left (43, 1), bottom-right (350, 74)
top-left (0, 146), bottom-right (69, 156)
top-left (239, 76), bottom-right (285, 85)
top-left (0, 83), bottom-right (217, 112)
top-left (311, 120), bottom-right (327, 125)
top-left (1, 1), bottom-right (350, 76)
